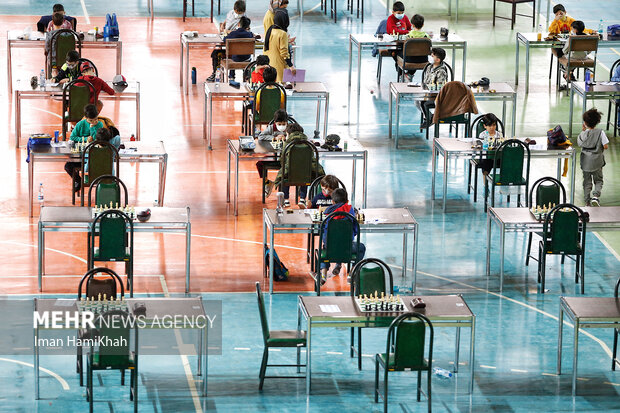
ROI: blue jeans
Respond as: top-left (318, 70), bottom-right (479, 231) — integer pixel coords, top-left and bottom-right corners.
top-left (320, 242), bottom-right (366, 270)
top-left (282, 184), bottom-right (307, 200)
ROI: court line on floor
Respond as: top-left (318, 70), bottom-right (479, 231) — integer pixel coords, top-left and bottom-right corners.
top-left (0, 357), bottom-right (69, 390)
top-left (32, 107), bottom-right (62, 119)
top-left (80, 0), bottom-right (91, 25)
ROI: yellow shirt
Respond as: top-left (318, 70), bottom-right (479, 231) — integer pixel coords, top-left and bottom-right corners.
top-left (263, 10), bottom-right (274, 36)
top-left (548, 15), bottom-right (575, 34)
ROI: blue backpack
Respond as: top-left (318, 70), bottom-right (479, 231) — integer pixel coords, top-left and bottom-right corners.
top-left (105, 13), bottom-right (120, 37)
top-left (264, 248), bottom-right (289, 281)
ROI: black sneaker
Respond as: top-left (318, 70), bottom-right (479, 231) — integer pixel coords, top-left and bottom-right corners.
top-left (206, 73), bottom-right (216, 82)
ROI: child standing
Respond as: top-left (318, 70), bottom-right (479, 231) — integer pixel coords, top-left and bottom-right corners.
top-left (578, 108), bottom-right (608, 206)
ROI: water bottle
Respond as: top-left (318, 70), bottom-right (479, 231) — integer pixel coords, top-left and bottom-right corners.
top-left (482, 135), bottom-right (489, 150)
top-left (585, 69), bottom-right (591, 85)
top-left (214, 67), bottom-right (222, 90)
top-left (537, 24), bottom-right (543, 41)
top-left (433, 367), bottom-right (453, 379)
top-left (39, 69), bottom-right (45, 87)
top-left (103, 24), bottom-right (110, 40)
top-left (191, 67), bottom-right (197, 84)
top-left (38, 183), bottom-right (44, 207)
top-left (598, 19), bottom-right (604, 36)
top-left (54, 130), bottom-right (59, 143)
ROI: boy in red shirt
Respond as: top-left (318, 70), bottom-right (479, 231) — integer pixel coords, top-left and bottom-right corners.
top-left (386, 1), bottom-right (411, 35)
top-left (250, 55), bottom-right (270, 83)
top-left (78, 61), bottom-right (115, 104)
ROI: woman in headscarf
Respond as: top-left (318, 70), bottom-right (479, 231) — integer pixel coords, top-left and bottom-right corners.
top-left (264, 10), bottom-right (296, 82)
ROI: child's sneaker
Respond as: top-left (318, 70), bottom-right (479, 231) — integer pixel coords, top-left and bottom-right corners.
top-left (591, 197), bottom-right (600, 206)
top-left (206, 73), bottom-right (215, 82)
top-left (332, 264), bottom-right (342, 276)
top-left (298, 198), bottom-right (306, 209)
top-left (264, 180), bottom-right (274, 198)
top-left (284, 200), bottom-right (290, 208)
top-left (320, 268), bottom-right (328, 285)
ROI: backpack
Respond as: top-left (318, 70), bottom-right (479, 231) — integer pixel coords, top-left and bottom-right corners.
top-left (105, 13), bottom-right (120, 37)
top-left (264, 248), bottom-right (289, 281)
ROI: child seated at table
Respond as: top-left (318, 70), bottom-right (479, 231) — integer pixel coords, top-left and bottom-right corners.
top-left (251, 55), bottom-right (271, 83)
top-left (208, 16), bottom-right (255, 82)
top-left (310, 174), bottom-right (339, 208)
top-left (319, 188), bottom-right (366, 284)
top-left (38, 4), bottom-right (75, 32)
top-left (258, 109), bottom-right (288, 141)
top-left (221, 0), bottom-right (247, 34)
top-left (51, 50), bottom-right (79, 84)
top-left (386, 1), bottom-right (411, 35)
top-left (78, 61), bottom-right (115, 104)
top-left (548, 4), bottom-right (574, 35)
top-left (47, 12), bottom-right (73, 32)
top-left (65, 104), bottom-right (104, 192)
top-left (477, 113), bottom-right (503, 175)
top-left (558, 20), bottom-right (590, 82)
top-left (420, 47), bottom-right (448, 128)
top-left (407, 14), bottom-right (429, 38)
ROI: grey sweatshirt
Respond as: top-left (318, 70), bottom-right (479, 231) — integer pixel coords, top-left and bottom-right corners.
top-left (577, 128), bottom-right (605, 172)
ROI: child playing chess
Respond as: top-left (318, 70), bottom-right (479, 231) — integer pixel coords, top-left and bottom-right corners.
top-left (319, 188), bottom-right (366, 284)
top-left (251, 55), bottom-right (271, 84)
top-left (310, 174), bottom-right (340, 208)
top-left (477, 113), bottom-right (503, 175)
top-left (78, 61), bottom-right (115, 104)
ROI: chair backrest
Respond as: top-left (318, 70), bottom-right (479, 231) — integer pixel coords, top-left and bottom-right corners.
top-left (77, 58), bottom-right (98, 77)
top-left (387, 313), bottom-right (433, 370)
top-left (543, 203), bottom-right (586, 255)
top-left (50, 29), bottom-right (80, 69)
top-left (88, 175), bottom-right (128, 207)
top-left (615, 276), bottom-right (620, 298)
top-left (319, 211), bottom-right (360, 263)
top-left (349, 258), bottom-right (394, 297)
top-left (78, 267), bottom-right (124, 299)
top-left (255, 282), bottom-right (270, 343)
top-left (92, 210), bottom-right (133, 260)
top-left (307, 175), bottom-right (346, 203)
top-left (226, 38), bottom-right (255, 58)
top-left (81, 140), bottom-right (120, 184)
top-left (254, 82), bottom-right (287, 124)
top-left (493, 139), bottom-right (530, 185)
top-left (243, 60), bottom-right (258, 82)
top-left (281, 139), bottom-right (319, 186)
top-left (63, 78), bottom-right (95, 123)
top-left (568, 35), bottom-right (599, 53)
top-left (421, 61), bottom-right (454, 83)
top-left (93, 310), bottom-right (132, 366)
top-left (403, 38), bottom-right (432, 58)
top-left (469, 115), bottom-right (505, 137)
top-left (528, 177), bottom-right (566, 208)
top-left (610, 58), bottom-right (620, 81)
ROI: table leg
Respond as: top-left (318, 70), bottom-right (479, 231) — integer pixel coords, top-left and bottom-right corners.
top-left (557, 305), bottom-right (564, 374)
top-left (511, 94), bottom-right (517, 137)
top-left (469, 316), bottom-right (475, 394)
top-left (462, 43), bottom-right (467, 81)
top-left (499, 222), bottom-right (505, 290)
top-left (38, 222), bottom-right (44, 291)
top-left (502, 100), bottom-right (507, 134)
top-left (29, 153), bottom-right (34, 217)
top-left (263, 213), bottom-right (268, 278)
top-left (356, 43), bottom-right (362, 124)
top-left (198, 322), bottom-right (203, 376)
top-left (451, 48), bottom-right (456, 77)
top-left (362, 151), bottom-right (368, 207)
top-left (412, 225), bottom-right (418, 292)
top-left (569, 151), bottom-right (576, 203)
top-left (7, 39), bottom-right (12, 96)
top-left (515, 36), bottom-right (520, 85)
top-left (269, 226), bottom-right (275, 294)
top-left (388, 87), bottom-right (393, 140)
top-left (208, 94), bottom-right (213, 149)
top-left (159, 154), bottom-right (168, 205)
top-left (556, 157), bottom-right (562, 180)
top-left (401, 232), bottom-right (407, 279)
top-left (136, 90), bottom-right (141, 140)
top-left (34, 322), bottom-right (40, 399)
top-left (525, 41), bottom-right (530, 94)
top-left (202, 321), bottom-right (208, 396)
top-left (226, 146), bottom-right (231, 203)
top-left (306, 318), bottom-right (312, 394)
top-left (315, 99), bottom-right (321, 133)
top-left (323, 93), bottom-right (329, 139)
top-left (117, 42), bottom-right (122, 75)
top-left (454, 327), bottom-right (461, 373)
top-left (572, 319), bottom-right (579, 396)
top-left (234, 151), bottom-right (239, 216)
top-left (568, 86), bottom-right (574, 137)
top-left (186, 221), bottom-right (191, 294)
top-left (150, 0), bottom-right (154, 19)
top-left (431, 142), bottom-right (436, 200)
top-left (185, 43), bottom-right (190, 95)
top-left (16, 91), bottom-right (21, 148)
top-left (486, 211), bottom-right (492, 276)
top-left (180, 38), bottom-right (184, 87)
top-left (442, 150), bottom-right (448, 212)
top-left (347, 36), bottom-right (352, 125)
top-left (351, 152), bottom-right (357, 207)
top-left (395, 94), bottom-right (400, 148)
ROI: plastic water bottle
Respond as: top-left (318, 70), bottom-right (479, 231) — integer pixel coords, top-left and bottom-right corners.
top-left (39, 69), bottom-right (45, 87)
top-left (585, 69), bottom-right (591, 85)
top-left (38, 183), bottom-right (44, 207)
top-left (214, 67), bottom-right (222, 90)
top-left (433, 367), bottom-right (453, 379)
top-left (598, 19), bottom-right (604, 35)
top-left (191, 67), bottom-right (197, 84)
top-left (482, 135), bottom-right (489, 150)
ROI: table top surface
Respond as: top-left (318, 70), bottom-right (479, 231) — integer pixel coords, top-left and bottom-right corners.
top-left (205, 81), bottom-right (327, 95)
top-left (40, 206), bottom-right (189, 224)
top-left (435, 137), bottom-right (574, 154)
top-left (181, 32), bottom-right (223, 43)
top-left (8, 30), bottom-right (121, 43)
top-left (228, 138), bottom-right (365, 157)
top-left (391, 81), bottom-right (514, 95)
top-left (351, 32), bottom-right (465, 44)
top-left (31, 140), bottom-right (165, 157)
top-left (265, 207), bottom-right (416, 227)
top-left (300, 295), bottom-right (473, 319)
top-left (490, 206), bottom-right (620, 225)
top-left (35, 297), bottom-right (204, 317)
top-left (518, 32), bottom-right (620, 43)
top-left (571, 81), bottom-right (620, 94)
top-left (561, 296), bottom-right (620, 319)
top-left (15, 80), bottom-right (138, 94)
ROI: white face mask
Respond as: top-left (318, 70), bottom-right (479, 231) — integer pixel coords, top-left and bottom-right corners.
top-left (394, 13), bottom-right (404, 20)
top-left (276, 124), bottom-right (287, 132)
top-left (233, 12), bottom-right (240, 18)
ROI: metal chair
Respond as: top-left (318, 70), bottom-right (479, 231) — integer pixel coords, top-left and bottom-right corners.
top-left (62, 78), bottom-right (95, 140)
top-left (396, 38), bottom-right (432, 82)
top-left (525, 177), bottom-right (567, 266)
top-left (350, 258), bottom-right (394, 370)
top-left (259, 115), bottom-right (299, 203)
top-left (492, 0), bottom-right (535, 30)
top-left (314, 211), bottom-right (361, 295)
top-left (612, 276), bottom-right (620, 370)
top-left (375, 19), bottom-right (397, 83)
top-left (557, 35), bottom-right (599, 91)
top-left (47, 29), bottom-right (81, 75)
top-left (88, 175), bottom-right (128, 208)
top-left (77, 58), bottom-right (99, 77)
top-left (606, 58), bottom-right (620, 137)
top-left (467, 116), bottom-right (505, 202)
top-left (75, 140), bottom-right (120, 206)
top-left (251, 82), bottom-right (287, 136)
top-left (255, 282), bottom-right (306, 389)
top-left (222, 38), bottom-right (256, 82)
top-left (428, 81), bottom-right (476, 140)
top-left (484, 139), bottom-right (531, 212)
top-left (375, 313), bottom-right (433, 413)
top-left (537, 203), bottom-right (587, 294)
top-left (276, 139), bottom-right (320, 205)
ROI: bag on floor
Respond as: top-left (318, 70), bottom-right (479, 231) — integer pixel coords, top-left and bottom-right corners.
top-left (264, 248), bottom-right (289, 281)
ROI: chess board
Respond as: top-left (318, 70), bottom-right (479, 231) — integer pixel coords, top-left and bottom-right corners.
top-left (355, 296), bottom-right (407, 313)
top-left (77, 298), bottom-right (129, 315)
top-left (92, 205), bottom-right (136, 220)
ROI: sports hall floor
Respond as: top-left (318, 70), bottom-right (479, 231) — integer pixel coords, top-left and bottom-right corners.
top-left (0, 0), bottom-right (619, 412)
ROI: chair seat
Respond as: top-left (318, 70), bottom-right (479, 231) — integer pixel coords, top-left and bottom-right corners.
top-left (378, 48), bottom-right (395, 56)
top-left (377, 353), bottom-right (429, 371)
top-left (543, 242), bottom-right (582, 256)
top-left (90, 352), bottom-right (135, 370)
top-left (396, 56), bottom-right (428, 71)
top-left (320, 250), bottom-right (357, 261)
top-left (267, 330), bottom-right (307, 347)
top-left (558, 56), bottom-right (594, 68)
top-left (489, 174), bottom-right (527, 185)
top-left (93, 247), bottom-right (131, 261)
top-left (222, 59), bottom-right (250, 69)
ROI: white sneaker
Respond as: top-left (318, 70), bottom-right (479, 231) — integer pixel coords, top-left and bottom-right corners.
top-left (284, 200), bottom-right (290, 207)
top-left (298, 198), bottom-right (306, 209)
top-left (591, 197), bottom-right (600, 207)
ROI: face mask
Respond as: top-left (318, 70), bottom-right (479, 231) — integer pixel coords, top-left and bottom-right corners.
top-left (276, 124), bottom-right (287, 132)
top-left (394, 13), bottom-right (404, 20)
top-left (322, 189), bottom-right (330, 196)
top-left (234, 12), bottom-right (240, 18)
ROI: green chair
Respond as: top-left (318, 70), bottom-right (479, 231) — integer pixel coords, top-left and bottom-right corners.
top-left (467, 115), bottom-right (505, 202)
top-left (350, 258), bottom-right (394, 370)
top-left (88, 175), bottom-right (128, 208)
top-left (259, 115), bottom-right (298, 203)
top-left (76, 267), bottom-right (125, 386)
top-left (525, 177), bottom-right (567, 266)
top-left (428, 81), bottom-right (476, 140)
top-left (251, 82), bottom-right (287, 136)
top-left (277, 139), bottom-right (321, 205)
top-left (537, 203), bottom-right (587, 294)
top-left (484, 139), bottom-right (530, 212)
top-left (314, 211), bottom-right (361, 295)
top-left (255, 282), bottom-right (306, 390)
top-left (612, 276), bottom-right (620, 370)
top-left (48, 29), bottom-right (81, 74)
top-left (375, 313), bottom-right (434, 413)
top-left (86, 309), bottom-right (137, 413)
top-left (77, 58), bottom-right (99, 77)
top-left (76, 140), bottom-right (120, 206)
top-left (62, 78), bottom-right (95, 140)
top-left (88, 210), bottom-right (134, 296)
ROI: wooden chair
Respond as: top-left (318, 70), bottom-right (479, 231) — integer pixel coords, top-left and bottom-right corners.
top-left (493, 0), bottom-right (535, 30)
top-left (557, 36), bottom-right (599, 91)
top-left (396, 38), bottom-right (431, 82)
top-left (222, 38), bottom-right (256, 82)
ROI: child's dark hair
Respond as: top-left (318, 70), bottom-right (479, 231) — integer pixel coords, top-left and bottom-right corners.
top-left (321, 175), bottom-right (340, 190)
top-left (582, 108), bottom-right (602, 128)
top-left (95, 127), bottom-right (112, 142)
top-left (571, 20), bottom-right (585, 35)
top-left (263, 66), bottom-right (277, 83)
top-left (84, 104), bottom-right (98, 119)
top-left (392, 1), bottom-right (405, 12)
top-left (256, 55), bottom-right (270, 66)
top-left (481, 113), bottom-right (498, 127)
top-left (273, 109), bottom-right (288, 123)
top-left (412, 14), bottom-right (424, 29)
top-left (331, 188), bottom-right (348, 204)
top-left (52, 12), bottom-right (64, 26)
top-left (53, 3), bottom-right (65, 12)
top-left (553, 4), bottom-right (566, 14)
top-left (234, 0), bottom-right (246, 13)
top-left (238, 16), bottom-right (251, 30)
top-left (286, 123), bottom-right (304, 134)
top-left (431, 47), bottom-right (446, 62)
top-left (66, 50), bottom-right (79, 62)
